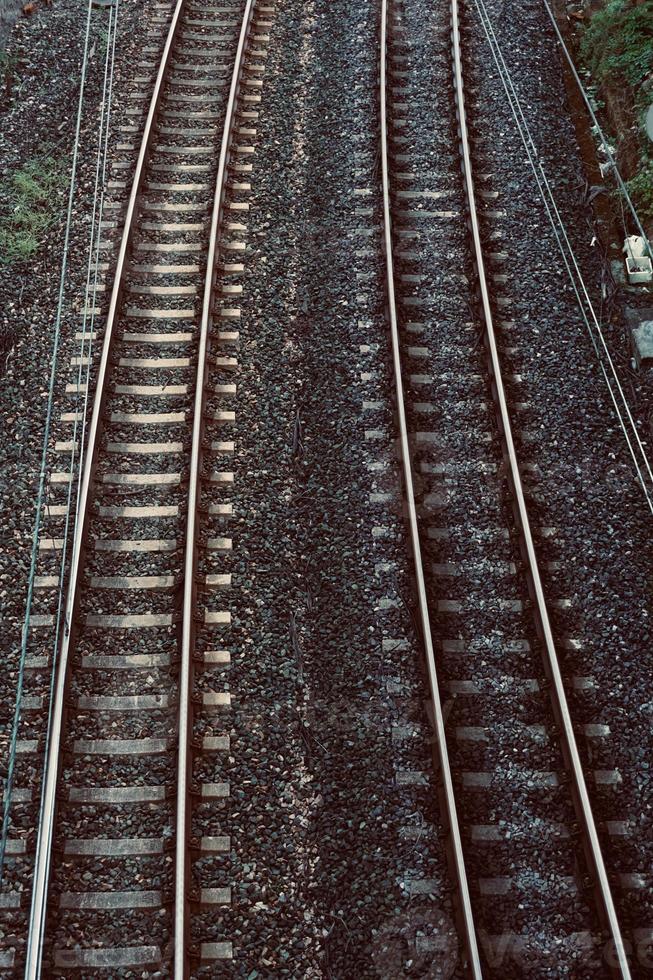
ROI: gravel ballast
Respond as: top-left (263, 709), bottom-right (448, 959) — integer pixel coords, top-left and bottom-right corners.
top-left (189, 0), bottom-right (455, 972)
top-left (0, 0), bottom-right (176, 968)
top-left (0, 0), bottom-right (651, 974)
top-left (462, 0), bottom-right (653, 970)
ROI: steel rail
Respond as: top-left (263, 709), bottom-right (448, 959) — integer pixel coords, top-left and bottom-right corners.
top-left (24, 1), bottom-right (187, 974)
top-left (175, 0), bottom-right (256, 974)
top-left (379, 1), bottom-right (483, 975)
top-left (450, 0), bottom-right (631, 975)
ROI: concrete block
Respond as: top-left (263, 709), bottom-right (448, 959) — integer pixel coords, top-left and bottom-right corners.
top-left (631, 320), bottom-right (653, 368)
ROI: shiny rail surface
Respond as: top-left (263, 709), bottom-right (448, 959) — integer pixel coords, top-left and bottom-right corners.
top-left (175, 0), bottom-right (256, 972)
top-left (380, 0), bottom-right (632, 975)
top-left (379, 0), bottom-right (483, 975)
top-left (450, 1), bottom-right (630, 976)
top-left (20, 0), bottom-right (631, 971)
top-left (24, 0), bottom-right (252, 974)
top-left (24, 2), bottom-right (186, 974)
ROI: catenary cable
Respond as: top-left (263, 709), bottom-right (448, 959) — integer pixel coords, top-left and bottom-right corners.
top-left (540, 0), bottom-right (652, 263)
top-left (42, 0), bottom-right (120, 809)
top-left (49, 0), bottom-right (119, 716)
top-left (471, 0), bottom-right (653, 514)
top-left (0, 0), bottom-right (111, 884)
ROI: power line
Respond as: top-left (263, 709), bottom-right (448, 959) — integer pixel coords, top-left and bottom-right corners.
top-left (471, 0), bottom-right (653, 513)
top-left (540, 0), bottom-right (652, 263)
top-left (0, 0), bottom-right (119, 884)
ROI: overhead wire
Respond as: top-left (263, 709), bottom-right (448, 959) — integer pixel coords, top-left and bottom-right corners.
top-left (24, 0), bottom-right (121, 963)
top-left (43, 0), bottom-right (120, 802)
top-left (470, 0), bottom-right (653, 513)
top-left (27, 28), bottom-right (121, 971)
top-left (540, 0), bottom-right (652, 263)
top-left (0, 0), bottom-right (120, 883)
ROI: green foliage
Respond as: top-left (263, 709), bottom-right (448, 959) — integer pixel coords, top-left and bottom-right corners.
top-left (0, 156), bottom-right (67, 266)
top-left (580, 0), bottom-right (653, 90)
top-left (625, 160), bottom-right (653, 221)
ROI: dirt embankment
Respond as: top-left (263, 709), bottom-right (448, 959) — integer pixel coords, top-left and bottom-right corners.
top-left (564, 0), bottom-right (653, 232)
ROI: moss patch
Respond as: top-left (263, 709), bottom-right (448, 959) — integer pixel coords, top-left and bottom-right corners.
top-left (577, 0), bottom-right (653, 231)
top-left (626, 158), bottom-right (653, 221)
top-left (580, 0), bottom-right (653, 97)
top-left (0, 154), bottom-right (67, 265)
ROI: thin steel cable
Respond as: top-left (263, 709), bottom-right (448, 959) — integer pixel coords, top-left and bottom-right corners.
top-left (469, 9), bottom-right (637, 972)
top-left (476, 0), bottom-right (653, 504)
top-left (0, 0), bottom-right (99, 883)
top-left (474, 0), bottom-right (652, 481)
top-left (24, 4), bottom-right (121, 961)
top-left (475, 0), bottom-right (653, 507)
top-left (27, 1), bottom-right (187, 969)
top-left (472, 0), bottom-right (653, 512)
top-left (51, 1), bottom-right (119, 680)
top-left (45, 0), bottom-right (120, 776)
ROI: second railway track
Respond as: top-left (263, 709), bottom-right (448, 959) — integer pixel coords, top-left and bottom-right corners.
top-left (1, 0), bottom-right (651, 973)
top-left (379, 0), bottom-right (634, 974)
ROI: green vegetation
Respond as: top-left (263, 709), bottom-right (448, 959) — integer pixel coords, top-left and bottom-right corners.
top-left (625, 159), bottom-right (653, 221)
top-left (0, 156), bottom-right (67, 265)
top-left (579, 1), bottom-right (653, 227)
top-left (580, 0), bottom-right (653, 94)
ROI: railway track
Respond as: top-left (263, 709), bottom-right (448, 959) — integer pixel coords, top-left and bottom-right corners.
top-left (379, 0), bottom-right (633, 974)
top-left (5, 0), bottom-right (274, 973)
top-left (0, 0), bottom-right (648, 972)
